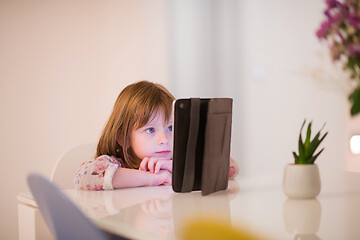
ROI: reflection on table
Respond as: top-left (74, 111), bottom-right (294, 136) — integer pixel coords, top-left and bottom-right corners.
top-left (71, 181), bottom-right (240, 239)
top-left (283, 199), bottom-right (321, 240)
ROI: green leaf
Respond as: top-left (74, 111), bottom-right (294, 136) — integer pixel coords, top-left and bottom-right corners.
top-left (299, 134), bottom-right (304, 155)
top-left (305, 125), bottom-right (328, 160)
top-left (349, 87), bottom-right (360, 116)
top-left (293, 119), bottom-right (328, 164)
top-left (304, 132), bottom-right (321, 159)
top-left (298, 120), bottom-right (306, 155)
top-left (293, 152), bottom-right (299, 164)
top-left (319, 131), bottom-right (328, 143)
top-left (308, 148), bottom-right (325, 164)
top-left (297, 157), bottom-right (306, 164)
top-left (304, 121), bottom-right (312, 150)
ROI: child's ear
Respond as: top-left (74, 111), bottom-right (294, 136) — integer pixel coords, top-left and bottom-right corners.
top-left (116, 134), bottom-right (123, 146)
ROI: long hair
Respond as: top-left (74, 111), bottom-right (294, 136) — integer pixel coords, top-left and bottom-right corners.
top-left (96, 81), bottom-right (175, 169)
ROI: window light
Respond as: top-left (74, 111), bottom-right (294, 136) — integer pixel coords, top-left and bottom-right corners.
top-left (350, 135), bottom-right (360, 154)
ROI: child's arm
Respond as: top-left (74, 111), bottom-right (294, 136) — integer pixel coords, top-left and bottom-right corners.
top-left (112, 168), bottom-right (171, 189)
top-left (139, 156), bottom-right (238, 179)
top-left (74, 155), bottom-right (171, 191)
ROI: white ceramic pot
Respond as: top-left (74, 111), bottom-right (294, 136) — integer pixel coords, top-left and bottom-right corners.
top-left (282, 164), bottom-right (321, 199)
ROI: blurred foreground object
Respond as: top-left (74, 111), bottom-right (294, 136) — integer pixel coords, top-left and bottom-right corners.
top-left (182, 217), bottom-right (263, 240)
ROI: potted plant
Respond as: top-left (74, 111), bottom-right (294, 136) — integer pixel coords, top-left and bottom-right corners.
top-left (283, 120), bottom-right (328, 199)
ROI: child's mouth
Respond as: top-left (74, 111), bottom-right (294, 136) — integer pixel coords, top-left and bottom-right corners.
top-left (155, 150), bottom-right (171, 156)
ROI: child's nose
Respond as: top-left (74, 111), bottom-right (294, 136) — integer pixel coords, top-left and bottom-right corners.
top-left (157, 131), bottom-right (168, 145)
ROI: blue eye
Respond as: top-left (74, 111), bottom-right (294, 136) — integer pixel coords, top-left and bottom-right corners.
top-left (145, 127), bottom-right (155, 133)
top-left (167, 125), bottom-right (173, 132)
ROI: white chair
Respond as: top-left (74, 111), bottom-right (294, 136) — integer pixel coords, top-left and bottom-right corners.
top-left (50, 142), bottom-right (96, 189)
top-left (27, 173), bottom-right (107, 240)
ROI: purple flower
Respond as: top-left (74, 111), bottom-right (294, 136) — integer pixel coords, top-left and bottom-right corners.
top-left (338, 1), bottom-right (350, 13)
top-left (325, 0), bottom-right (348, 17)
top-left (318, 0), bottom-right (360, 116)
top-left (347, 43), bottom-right (360, 56)
top-left (316, 21), bottom-right (331, 39)
top-left (330, 44), bottom-right (342, 60)
top-left (348, 14), bottom-right (360, 28)
top-left (326, 0), bottom-right (339, 8)
top-left (317, 1), bottom-right (360, 63)
top-left (325, 0), bottom-right (339, 10)
top-left (332, 11), bottom-right (344, 23)
top-left (338, 31), bottom-right (344, 41)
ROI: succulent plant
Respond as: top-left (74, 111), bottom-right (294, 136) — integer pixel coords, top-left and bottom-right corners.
top-left (293, 120), bottom-right (328, 164)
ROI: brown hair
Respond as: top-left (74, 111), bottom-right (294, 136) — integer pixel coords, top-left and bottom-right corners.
top-left (96, 80), bottom-right (175, 169)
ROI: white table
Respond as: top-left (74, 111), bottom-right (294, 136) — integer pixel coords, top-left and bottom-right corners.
top-left (17, 171), bottom-right (360, 240)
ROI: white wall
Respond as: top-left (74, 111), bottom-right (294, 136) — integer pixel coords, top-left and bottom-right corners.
top-left (169, 0), bottom-right (352, 180)
top-left (0, 0), bottom-right (169, 238)
top-left (237, 0), bottom-right (349, 177)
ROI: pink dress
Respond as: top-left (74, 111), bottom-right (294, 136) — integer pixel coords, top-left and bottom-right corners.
top-left (74, 155), bottom-right (124, 191)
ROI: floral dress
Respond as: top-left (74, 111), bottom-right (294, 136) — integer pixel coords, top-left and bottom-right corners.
top-left (74, 155), bottom-right (124, 191)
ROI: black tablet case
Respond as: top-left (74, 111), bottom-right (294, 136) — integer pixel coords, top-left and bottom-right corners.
top-left (172, 98), bottom-right (233, 195)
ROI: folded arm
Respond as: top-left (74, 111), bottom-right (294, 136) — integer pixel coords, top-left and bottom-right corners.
top-left (111, 168), bottom-right (171, 188)
top-left (74, 155), bottom-right (171, 191)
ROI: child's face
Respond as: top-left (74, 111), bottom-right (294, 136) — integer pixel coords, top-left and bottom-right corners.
top-left (130, 109), bottom-right (173, 161)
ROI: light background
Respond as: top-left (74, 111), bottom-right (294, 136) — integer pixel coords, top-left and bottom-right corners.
top-left (1, 0), bottom-right (359, 238)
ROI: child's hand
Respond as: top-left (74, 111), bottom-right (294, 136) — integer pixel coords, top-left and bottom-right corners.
top-left (150, 170), bottom-right (172, 186)
top-left (139, 157), bottom-right (173, 174)
top-left (229, 157), bottom-right (239, 179)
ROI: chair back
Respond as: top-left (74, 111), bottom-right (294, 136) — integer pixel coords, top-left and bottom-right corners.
top-left (50, 142), bottom-right (96, 189)
top-left (27, 174), bottom-right (106, 240)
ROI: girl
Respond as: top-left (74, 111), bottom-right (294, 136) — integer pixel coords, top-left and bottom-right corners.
top-left (75, 81), bottom-right (238, 191)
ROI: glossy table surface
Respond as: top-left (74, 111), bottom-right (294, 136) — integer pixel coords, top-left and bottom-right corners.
top-left (18, 171), bottom-right (360, 240)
